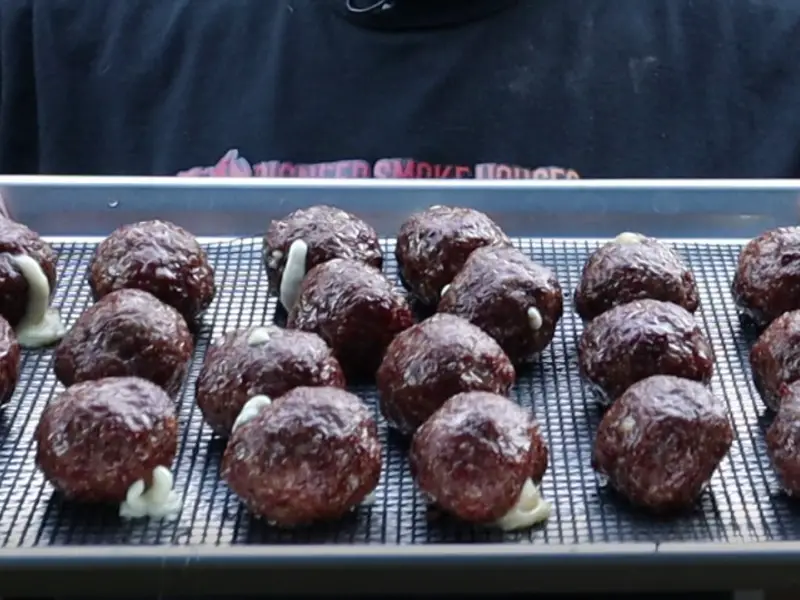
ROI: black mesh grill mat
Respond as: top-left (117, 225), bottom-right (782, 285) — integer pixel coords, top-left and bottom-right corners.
top-left (2, 236), bottom-right (794, 548)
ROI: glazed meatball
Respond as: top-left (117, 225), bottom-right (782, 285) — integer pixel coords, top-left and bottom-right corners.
top-left (377, 313), bottom-right (516, 435)
top-left (54, 289), bottom-right (193, 396)
top-left (195, 325), bottom-right (346, 435)
top-left (733, 226), bottom-right (800, 326)
top-left (0, 316), bottom-right (21, 406)
top-left (89, 220), bottom-right (216, 324)
top-left (35, 377), bottom-right (179, 503)
top-left (574, 232), bottom-right (699, 321)
top-left (263, 205), bottom-right (382, 311)
top-left (592, 375), bottom-right (733, 512)
top-left (750, 310), bottom-right (800, 411)
top-left (438, 246), bottom-right (563, 365)
top-left (578, 299), bottom-right (715, 405)
top-left (222, 386), bottom-right (382, 527)
top-left (766, 381), bottom-right (800, 496)
top-left (395, 205), bottom-right (512, 306)
top-left (410, 391), bottom-right (550, 529)
top-left (0, 216), bottom-right (58, 328)
top-left (287, 258), bottom-right (414, 380)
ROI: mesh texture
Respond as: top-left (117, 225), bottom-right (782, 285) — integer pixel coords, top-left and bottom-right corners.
top-left (0, 237), bottom-right (790, 547)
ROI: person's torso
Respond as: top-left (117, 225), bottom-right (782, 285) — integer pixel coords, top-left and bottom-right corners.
top-left (3, 0), bottom-right (800, 177)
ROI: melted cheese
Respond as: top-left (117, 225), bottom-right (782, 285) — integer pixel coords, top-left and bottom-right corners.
top-left (246, 326), bottom-right (272, 346)
top-left (119, 466), bottom-right (181, 520)
top-left (527, 306), bottom-right (543, 330)
top-left (8, 254), bottom-right (66, 348)
top-left (613, 232), bottom-right (646, 245)
top-left (232, 395), bottom-right (272, 432)
top-left (279, 239), bottom-right (308, 313)
top-left (494, 479), bottom-right (552, 532)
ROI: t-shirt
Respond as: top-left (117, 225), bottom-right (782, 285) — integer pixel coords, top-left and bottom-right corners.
top-left (2, 0), bottom-right (800, 178)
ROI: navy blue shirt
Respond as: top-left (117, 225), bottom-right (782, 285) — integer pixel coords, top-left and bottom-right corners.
top-left (2, 0), bottom-right (800, 178)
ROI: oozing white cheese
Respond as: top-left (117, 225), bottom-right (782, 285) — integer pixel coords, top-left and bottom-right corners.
top-left (8, 254), bottom-right (66, 348)
top-left (613, 232), bottom-right (646, 245)
top-left (246, 326), bottom-right (272, 346)
top-left (279, 239), bottom-right (308, 313)
top-left (119, 466), bottom-right (182, 520)
top-left (232, 395), bottom-right (272, 432)
top-left (527, 306), bottom-right (543, 330)
top-left (494, 479), bottom-right (552, 532)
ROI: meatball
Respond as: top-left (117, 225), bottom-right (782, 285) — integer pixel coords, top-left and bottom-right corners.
top-left (766, 381), bottom-right (800, 496)
top-left (263, 205), bottom-right (383, 312)
top-left (733, 226), bottom-right (800, 326)
top-left (35, 377), bottom-right (179, 503)
top-left (89, 219), bottom-right (216, 324)
top-left (222, 386), bottom-right (381, 527)
top-left (410, 391), bottom-right (550, 529)
top-left (195, 325), bottom-right (346, 435)
top-left (377, 313), bottom-right (516, 435)
top-left (578, 299), bottom-right (715, 405)
top-left (438, 246), bottom-right (563, 365)
top-left (0, 216), bottom-right (58, 329)
top-left (395, 205), bottom-right (512, 306)
top-left (592, 375), bottom-right (733, 512)
top-left (287, 258), bottom-right (414, 381)
top-left (53, 289), bottom-right (193, 396)
top-left (0, 316), bottom-right (21, 406)
top-left (574, 232), bottom-right (699, 321)
top-left (750, 310), bottom-right (800, 411)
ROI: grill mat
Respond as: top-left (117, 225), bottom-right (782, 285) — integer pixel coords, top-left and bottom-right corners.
top-left (2, 236), bottom-right (795, 548)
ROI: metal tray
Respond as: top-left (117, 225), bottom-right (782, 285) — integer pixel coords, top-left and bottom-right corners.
top-left (0, 177), bottom-right (798, 597)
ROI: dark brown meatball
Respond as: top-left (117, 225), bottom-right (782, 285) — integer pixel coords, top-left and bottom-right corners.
top-left (287, 258), bottom-right (414, 381)
top-left (750, 310), bottom-right (800, 412)
top-left (0, 216), bottom-right (58, 328)
top-left (195, 325), bottom-right (346, 436)
top-left (35, 377), bottom-right (179, 503)
top-left (574, 233), bottom-right (699, 321)
top-left (766, 381), bottom-right (800, 497)
top-left (578, 299), bottom-right (715, 405)
top-left (0, 316), bottom-right (20, 406)
top-left (395, 205), bottom-right (512, 306)
top-left (89, 220), bottom-right (216, 324)
top-left (438, 246), bottom-right (563, 365)
top-left (592, 375), bottom-right (733, 512)
top-left (733, 226), bottom-right (800, 327)
top-left (53, 289), bottom-right (193, 396)
top-left (263, 204), bottom-right (382, 295)
top-left (410, 391), bottom-right (549, 526)
top-left (377, 313), bottom-right (516, 435)
top-left (222, 386), bottom-right (382, 527)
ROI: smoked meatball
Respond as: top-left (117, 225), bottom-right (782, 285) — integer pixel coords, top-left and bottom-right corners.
top-left (733, 226), bottom-right (800, 326)
top-left (766, 381), bottom-right (800, 496)
top-left (438, 246), bottom-right (563, 365)
top-left (53, 289), bottom-right (193, 396)
top-left (395, 205), bottom-right (512, 306)
top-left (35, 377), bottom-right (179, 503)
top-left (89, 220), bottom-right (216, 324)
top-left (195, 325), bottom-right (346, 436)
top-left (578, 299), bottom-right (715, 405)
top-left (750, 310), bottom-right (800, 411)
top-left (263, 205), bottom-right (382, 310)
top-left (287, 258), bottom-right (414, 380)
top-left (410, 391), bottom-right (550, 529)
top-left (574, 232), bottom-right (699, 321)
top-left (592, 375), bottom-right (733, 512)
top-left (377, 313), bottom-right (516, 435)
top-left (0, 216), bottom-right (58, 328)
top-left (0, 316), bottom-right (20, 406)
top-left (222, 386), bottom-right (381, 527)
